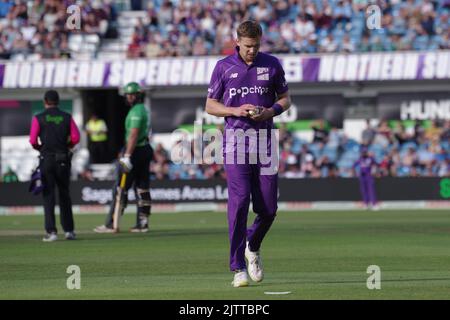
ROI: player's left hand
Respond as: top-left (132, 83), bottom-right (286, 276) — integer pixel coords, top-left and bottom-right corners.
top-left (250, 107), bottom-right (275, 122)
top-left (119, 156), bottom-right (133, 172)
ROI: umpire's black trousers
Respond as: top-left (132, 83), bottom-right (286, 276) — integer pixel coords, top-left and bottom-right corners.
top-left (40, 153), bottom-right (74, 234)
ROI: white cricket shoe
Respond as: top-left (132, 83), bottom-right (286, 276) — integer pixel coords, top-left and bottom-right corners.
top-left (65, 232), bottom-right (76, 240)
top-left (93, 225), bottom-right (116, 233)
top-left (42, 233), bottom-right (57, 242)
top-left (129, 224), bottom-right (149, 233)
top-left (245, 242), bottom-right (264, 282)
top-left (231, 270), bottom-right (249, 288)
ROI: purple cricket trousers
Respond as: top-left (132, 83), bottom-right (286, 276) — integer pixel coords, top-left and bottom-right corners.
top-left (224, 161), bottom-right (278, 271)
top-left (359, 174), bottom-right (377, 206)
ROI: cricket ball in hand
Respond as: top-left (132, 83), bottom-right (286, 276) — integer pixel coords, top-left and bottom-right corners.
top-left (248, 107), bottom-right (262, 116)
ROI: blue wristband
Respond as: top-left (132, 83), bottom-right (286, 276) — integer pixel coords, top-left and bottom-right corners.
top-left (271, 103), bottom-right (284, 116)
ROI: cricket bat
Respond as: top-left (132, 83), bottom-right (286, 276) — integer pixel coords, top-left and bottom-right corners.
top-left (112, 172), bottom-right (127, 232)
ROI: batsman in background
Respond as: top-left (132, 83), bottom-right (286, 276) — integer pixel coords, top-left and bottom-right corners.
top-left (94, 82), bottom-right (153, 233)
top-left (205, 21), bottom-right (291, 287)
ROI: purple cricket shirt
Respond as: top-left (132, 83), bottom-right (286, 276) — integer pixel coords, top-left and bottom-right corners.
top-left (207, 47), bottom-right (288, 155)
top-left (354, 156), bottom-right (377, 176)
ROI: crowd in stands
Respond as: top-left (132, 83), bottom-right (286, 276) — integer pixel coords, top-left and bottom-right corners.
top-left (278, 119), bottom-right (450, 178)
top-left (144, 119), bottom-right (449, 180)
top-left (3, 119), bottom-right (448, 182)
top-left (123, 0), bottom-right (450, 58)
top-left (1, 0), bottom-right (449, 60)
top-left (0, 0), bottom-right (116, 60)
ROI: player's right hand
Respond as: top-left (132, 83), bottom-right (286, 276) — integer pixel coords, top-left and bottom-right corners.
top-left (233, 104), bottom-right (255, 117)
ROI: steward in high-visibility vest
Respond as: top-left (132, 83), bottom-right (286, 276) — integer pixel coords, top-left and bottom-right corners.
top-left (85, 114), bottom-right (108, 163)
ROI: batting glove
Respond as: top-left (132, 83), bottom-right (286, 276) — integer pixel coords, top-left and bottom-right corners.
top-left (119, 156), bottom-right (133, 172)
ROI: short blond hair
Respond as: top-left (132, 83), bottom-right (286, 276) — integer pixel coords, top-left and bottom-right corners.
top-left (237, 20), bottom-right (262, 39)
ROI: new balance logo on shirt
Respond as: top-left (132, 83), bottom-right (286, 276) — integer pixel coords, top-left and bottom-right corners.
top-left (230, 73), bottom-right (239, 79)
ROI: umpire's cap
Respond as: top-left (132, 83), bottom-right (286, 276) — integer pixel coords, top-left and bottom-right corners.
top-left (44, 90), bottom-right (60, 104)
top-left (123, 82), bottom-right (141, 94)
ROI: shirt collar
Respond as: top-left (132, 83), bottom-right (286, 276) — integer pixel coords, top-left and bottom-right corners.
top-left (233, 46), bottom-right (260, 68)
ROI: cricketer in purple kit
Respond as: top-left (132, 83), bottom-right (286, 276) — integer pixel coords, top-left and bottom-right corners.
top-left (205, 21), bottom-right (291, 287)
top-left (353, 147), bottom-right (379, 210)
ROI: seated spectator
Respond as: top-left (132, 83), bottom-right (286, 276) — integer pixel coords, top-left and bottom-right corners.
top-left (401, 147), bottom-right (419, 172)
top-left (333, 0), bottom-right (352, 28)
top-left (278, 123), bottom-right (293, 147)
top-left (192, 36), bottom-right (208, 56)
top-left (379, 155), bottom-right (395, 177)
top-left (373, 120), bottom-right (392, 148)
top-left (421, 11), bottom-right (436, 36)
top-left (414, 120), bottom-right (426, 145)
top-left (152, 160), bottom-right (170, 180)
top-left (340, 35), bottom-right (355, 53)
top-left (0, 0), bottom-right (13, 18)
top-left (274, 0), bottom-right (289, 22)
top-left (283, 154), bottom-right (302, 178)
top-left (425, 120), bottom-right (443, 142)
top-left (0, 42), bottom-right (10, 59)
top-left (84, 12), bottom-right (101, 35)
top-left (299, 151), bottom-right (317, 178)
top-left (294, 14), bottom-right (315, 38)
top-left (315, 2), bottom-right (333, 31)
top-left (417, 145), bottom-right (436, 176)
top-left (153, 143), bottom-right (169, 164)
top-left (127, 33), bottom-right (143, 58)
top-left (359, 34), bottom-right (371, 52)
top-left (361, 119), bottom-right (376, 146)
top-left (429, 139), bottom-right (442, 154)
top-left (251, 0), bottom-right (273, 24)
top-left (202, 163), bottom-right (223, 179)
top-left (311, 120), bottom-right (329, 144)
top-left (317, 155), bottom-right (338, 177)
top-left (319, 34), bottom-right (338, 52)
top-left (437, 157), bottom-right (450, 177)
top-left (393, 122), bottom-right (412, 147)
top-left (441, 120), bottom-right (450, 142)
top-left (10, 32), bottom-right (30, 55)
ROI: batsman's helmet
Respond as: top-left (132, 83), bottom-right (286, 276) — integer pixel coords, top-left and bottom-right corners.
top-left (123, 82), bottom-right (142, 95)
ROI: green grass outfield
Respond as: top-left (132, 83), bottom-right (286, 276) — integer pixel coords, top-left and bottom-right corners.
top-left (1, 210), bottom-right (450, 300)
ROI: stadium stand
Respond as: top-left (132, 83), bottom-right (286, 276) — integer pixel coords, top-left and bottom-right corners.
top-left (0, 0), bottom-right (117, 60)
top-left (144, 119), bottom-right (449, 181)
top-left (0, 0), bottom-right (449, 60)
top-left (0, 1), bottom-right (449, 181)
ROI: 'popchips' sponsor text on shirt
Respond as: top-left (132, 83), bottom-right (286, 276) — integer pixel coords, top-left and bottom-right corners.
top-left (207, 47), bottom-right (288, 132)
top-left (207, 47), bottom-right (289, 155)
